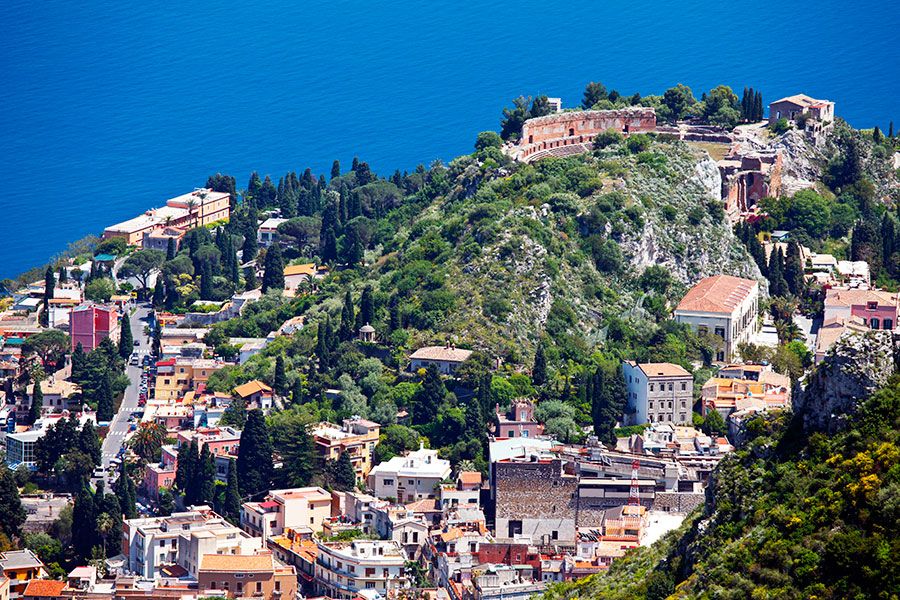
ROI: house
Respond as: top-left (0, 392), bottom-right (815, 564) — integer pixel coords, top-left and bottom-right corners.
top-left (702, 370), bottom-right (791, 419)
top-left (144, 226), bottom-right (187, 253)
top-left (814, 315), bottom-right (869, 364)
top-left (21, 579), bottom-right (66, 600)
top-left (311, 417), bottom-right (381, 484)
top-left (0, 550), bottom-right (47, 597)
top-left (367, 446), bottom-right (452, 502)
top-left (165, 188), bottom-right (231, 227)
top-left (123, 507), bottom-right (262, 579)
top-left (240, 487), bottom-right (332, 538)
top-left (622, 362), bottom-right (694, 425)
top-left (823, 288), bottom-right (899, 330)
top-left (154, 358), bottom-right (228, 401)
top-left (233, 380), bottom-right (274, 409)
top-left (409, 344), bottom-right (473, 375)
top-left (674, 275), bottom-right (759, 362)
top-left (835, 260), bottom-right (871, 288)
top-left (160, 327), bottom-right (207, 346)
top-left (494, 400), bottom-right (544, 438)
top-left (198, 552), bottom-right (297, 600)
top-left (69, 303), bottom-right (118, 352)
top-left (768, 94), bottom-right (835, 128)
top-left (4, 429), bottom-right (45, 470)
top-left (25, 379), bottom-right (80, 411)
top-left (283, 263), bottom-right (328, 294)
top-left (314, 539), bottom-right (407, 599)
top-left (257, 218), bottom-right (288, 247)
top-left (440, 471), bottom-right (482, 511)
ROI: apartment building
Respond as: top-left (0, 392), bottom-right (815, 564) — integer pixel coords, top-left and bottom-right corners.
top-left (155, 358), bottom-right (228, 401)
top-left (314, 539), bottom-right (407, 599)
top-left (69, 304), bottom-right (118, 352)
top-left (622, 362), bottom-right (694, 425)
top-left (312, 417), bottom-right (381, 484)
top-left (123, 507), bottom-right (262, 579)
top-left (367, 447), bottom-right (451, 502)
top-left (674, 275), bottom-right (759, 362)
top-left (198, 552), bottom-right (297, 600)
top-left (241, 487), bottom-right (332, 538)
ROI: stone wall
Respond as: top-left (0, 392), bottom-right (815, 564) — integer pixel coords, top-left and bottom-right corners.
top-left (493, 459), bottom-right (578, 543)
top-left (653, 491), bottom-right (705, 514)
top-left (507, 108), bottom-right (657, 162)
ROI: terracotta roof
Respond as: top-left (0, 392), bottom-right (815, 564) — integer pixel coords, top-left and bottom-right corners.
top-left (675, 275), bottom-right (757, 314)
top-left (409, 346), bottom-right (473, 363)
top-left (283, 263), bottom-right (318, 277)
top-left (233, 380), bottom-right (272, 398)
top-left (458, 471), bottom-right (482, 485)
top-left (23, 580), bottom-right (67, 598)
top-left (200, 553), bottom-right (274, 572)
top-left (635, 362), bottom-right (690, 378)
top-left (771, 94), bottom-right (829, 108)
top-left (824, 288), bottom-right (899, 308)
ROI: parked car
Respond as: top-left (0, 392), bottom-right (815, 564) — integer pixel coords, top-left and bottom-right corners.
top-left (133, 340), bottom-right (140, 346)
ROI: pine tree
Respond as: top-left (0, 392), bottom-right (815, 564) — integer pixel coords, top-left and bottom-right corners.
top-left (236, 410), bottom-right (273, 499)
top-left (339, 290), bottom-right (355, 341)
top-left (223, 460), bottom-right (241, 524)
top-left (274, 356), bottom-right (288, 396)
top-left (532, 341), bottom-right (547, 386)
top-left (118, 314), bottom-right (133, 359)
top-left (72, 485), bottom-right (98, 560)
top-left (29, 379), bottom-right (43, 425)
top-left (261, 245), bottom-right (285, 293)
top-left (198, 444), bottom-right (217, 504)
top-left (96, 372), bottom-right (114, 421)
top-left (414, 364), bottom-right (445, 425)
top-left (357, 285), bottom-right (375, 329)
top-left (331, 451), bottom-right (357, 491)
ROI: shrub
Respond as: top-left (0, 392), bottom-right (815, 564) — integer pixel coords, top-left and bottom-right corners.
top-left (770, 117), bottom-right (791, 135)
top-left (688, 206), bottom-right (706, 225)
top-left (625, 134), bottom-right (652, 154)
top-left (594, 129), bottom-right (624, 149)
top-left (662, 205), bottom-right (678, 221)
top-left (474, 131), bottom-right (503, 152)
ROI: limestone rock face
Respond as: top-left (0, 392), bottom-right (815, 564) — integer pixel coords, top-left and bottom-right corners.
top-left (795, 330), bottom-right (898, 433)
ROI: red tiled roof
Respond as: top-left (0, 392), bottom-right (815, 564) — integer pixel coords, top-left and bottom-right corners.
top-left (676, 275), bottom-right (757, 314)
top-left (23, 580), bottom-right (67, 598)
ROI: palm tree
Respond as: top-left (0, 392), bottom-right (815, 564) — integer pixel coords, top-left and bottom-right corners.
top-left (185, 197), bottom-right (199, 229)
top-left (96, 512), bottom-right (113, 559)
top-left (130, 422), bottom-right (167, 461)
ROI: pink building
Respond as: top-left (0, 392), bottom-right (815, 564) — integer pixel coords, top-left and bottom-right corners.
top-left (823, 288), bottom-right (899, 331)
top-left (494, 399), bottom-right (545, 439)
top-left (69, 304), bottom-right (118, 352)
top-left (143, 463), bottom-right (176, 501)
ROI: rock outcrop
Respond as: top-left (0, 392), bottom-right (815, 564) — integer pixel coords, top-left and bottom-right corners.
top-left (794, 330), bottom-right (898, 433)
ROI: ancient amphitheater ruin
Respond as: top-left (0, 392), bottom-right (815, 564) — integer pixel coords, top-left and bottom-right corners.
top-left (504, 107), bottom-right (657, 162)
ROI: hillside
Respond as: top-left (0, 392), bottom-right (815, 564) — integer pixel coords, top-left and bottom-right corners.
top-left (542, 332), bottom-right (900, 600)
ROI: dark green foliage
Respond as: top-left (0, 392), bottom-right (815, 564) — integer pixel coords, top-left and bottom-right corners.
top-left (175, 440), bottom-right (196, 496)
top-left (330, 451), bottom-right (357, 491)
top-left (29, 380), bottom-right (43, 425)
top-left (0, 466), bottom-right (26, 540)
top-left (475, 131), bottom-right (503, 152)
top-left (261, 245), bottom-right (285, 293)
top-left (767, 246), bottom-right (789, 297)
top-left (96, 371), bottom-right (114, 421)
top-left (118, 314), bottom-right (133, 359)
top-left (117, 461), bottom-right (137, 519)
top-left (236, 410), bottom-right (273, 498)
top-left (413, 364), bottom-right (445, 425)
top-left (532, 341), bottom-right (547, 386)
top-left (273, 355), bottom-right (288, 396)
top-left (197, 444), bottom-right (217, 504)
top-left (589, 362), bottom-right (626, 445)
top-left (339, 290), bottom-right (355, 341)
top-left (331, 160), bottom-right (341, 180)
top-left (582, 81), bottom-right (608, 109)
top-left (270, 410), bottom-right (318, 488)
top-left (783, 241), bottom-right (805, 296)
top-left (157, 487), bottom-right (175, 516)
top-left (71, 485), bottom-right (97, 561)
top-left (357, 284), bottom-right (375, 329)
top-left (701, 408), bottom-right (726, 435)
top-left (222, 460), bottom-right (241, 523)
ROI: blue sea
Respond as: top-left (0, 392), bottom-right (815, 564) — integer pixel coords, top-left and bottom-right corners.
top-left (1, 0), bottom-right (898, 279)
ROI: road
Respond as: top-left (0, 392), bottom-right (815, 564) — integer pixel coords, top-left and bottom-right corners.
top-left (100, 303), bottom-right (153, 485)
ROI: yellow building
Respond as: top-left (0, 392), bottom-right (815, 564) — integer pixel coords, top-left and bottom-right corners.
top-left (155, 357), bottom-right (228, 400)
top-left (0, 550), bottom-right (47, 598)
top-left (311, 417), bottom-right (381, 484)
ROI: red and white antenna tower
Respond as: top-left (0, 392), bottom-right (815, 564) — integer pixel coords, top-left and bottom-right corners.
top-left (628, 459), bottom-right (641, 507)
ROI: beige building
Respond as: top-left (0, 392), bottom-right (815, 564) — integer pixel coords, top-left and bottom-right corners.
top-left (408, 344), bottom-right (473, 375)
top-left (198, 552), bottom-right (297, 600)
top-left (154, 358), bottom-right (228, 401)
top-left (768, 94), bottom-right (835, 127)
top-left (674, 275), bottom-right (759, 362)
top-left (312, 417), bottom-right (381, 484)
top-left (241, 487), bottom-right (333, 539)
top-left (622, 362), bottom-right (694, 425)
top-left (314, 539), bottom-right (408, 599)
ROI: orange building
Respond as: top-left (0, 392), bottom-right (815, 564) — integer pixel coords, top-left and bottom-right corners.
top-left (198, 553), bottom-right (297, 600)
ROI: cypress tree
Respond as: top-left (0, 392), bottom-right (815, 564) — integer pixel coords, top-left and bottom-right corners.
top-left (199, 260), bottom-right (214, 300)
top-left (755, 91), bottom-right (763, 121)
top-left (166, 237), bottom-right (176, 260)
top-left (28, 380), bottom-right (43, 425)
top-left (315, 319), bottom-right (331, 372)
top-left (784, 242), bottom-right (805, 296)
top-left (465, 392), bottom-right (485, 445)
top-left (96, 372), bottom-right (114, 422)
top-left (183, 439), bottom-right (200, 504)
top-left (873, 126), bottom-right (883, 144)
top-left (236, 410), bottom-right (273, 499)
top-left (357, 285), bottom-right (375, 329)
top-left (72, 485), bottom-right (98, 561)
top-left (768, 247), bottom-right (789, 297)
top-left (331, 160), bottom-right (341, 180)
top-left (223, 460), bottom-right (241, 523)
top-left (590, 364), bottom-right (626, 445)
top-left (881, 213), bottom-right (896, 272)
top-left (273, 355), bottom-right (288, 396)
top-left (117, 462), bottom-right (137, 519)
top-left (331, 451), bottom-right (357, 491)
top-left (118, 314), bottom-right (133, 359)
top-left (175, 440), bottom-right (195, 497)
top-left (476, 373), bottom-right (493, 417)
top-left (388, 303), bottom-right (401, 333)
top-left (261, 245), bottom-right (285, 293)
top-left (889, 121), bottom-right (894, 138)
top-left (197, 444), bottom-right (217, 504)
top-left (339, 290), bottom-right (355, 341)
top-left (322, 227), bottom-right (338, 263)
top-left (58, 264), bottom-right (68, 284)
top-left (0, 466), bottom-right (26, 540)
top-left (152, 279), bottom-right (164, 308)
top-left (244, 266), bottom-right (258, 291)
top-left (98, 492), bottom-right (123, 557)
top-left (241, 228), bottom-right (258, 263)
top-left (291, 378), bottom-right (304, 405)
top-left (44, 266), bottom-right (55, 302)
top-left (532, 341), bottom-right (547, 387)
top-left (414, 364), bottom-right (445, 425)
top-left (71, 342), bottom-right (86, 383)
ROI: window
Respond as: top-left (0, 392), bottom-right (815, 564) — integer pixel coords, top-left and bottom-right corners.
top-left (384, 479), bottom-right (393, 486)
top-left (366, 582), bottom-right (376, 589)
top-left (366, 568), bottom-right (375, 577)
top-left (256, 582), bottom-right (262, 593)
top-left (681, 382), bottom-right (686, 391)
top-left (871, 318), bottom-right (880, 329)
top-left (223, 582), bottom-right (229, 591)
top-left (668, 383), bottom-right (673, 391)
top-left (236, 582), bottom-right (243, 594)
top-left (715, 327), bottom-right (725, 339)
top-left (649, 383), bottom-right (654, 392)
top-left (551, 530), bottom-right (558, 540)
top-left (649, 401), bottom-right (653, 409)
top-left (275, 581), bottom-right (281, 592)
top-left (868, 301), bottom-right (878, 310)
top-left (885, 319), bottom-right (894, 330)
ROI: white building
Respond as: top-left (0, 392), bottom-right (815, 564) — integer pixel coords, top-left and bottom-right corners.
top-left (123, 507), bottom-right (261, 579)
top-left (314, 539), bottom-right (407, 599)
top-left (240, 487), bottom-right (332, 539)
top-left (257, 218), bottom-right (288, 247)
top-left (367, 447), bottom-right (451, 503)
top-left (674, 275), bottom-right (759, 362)
top-left (622, 362), bottom-right (694, 425)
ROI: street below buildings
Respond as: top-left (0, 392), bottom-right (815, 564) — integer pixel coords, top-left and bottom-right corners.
top-left (99, 303), bottom-right (153, 485)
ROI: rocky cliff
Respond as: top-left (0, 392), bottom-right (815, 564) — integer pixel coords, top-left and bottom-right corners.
top-left (795, 329), bottom-right (898, 433)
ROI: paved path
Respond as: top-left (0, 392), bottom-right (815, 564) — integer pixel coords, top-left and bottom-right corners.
top-left (99, 303), bottom-right (153, 485)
